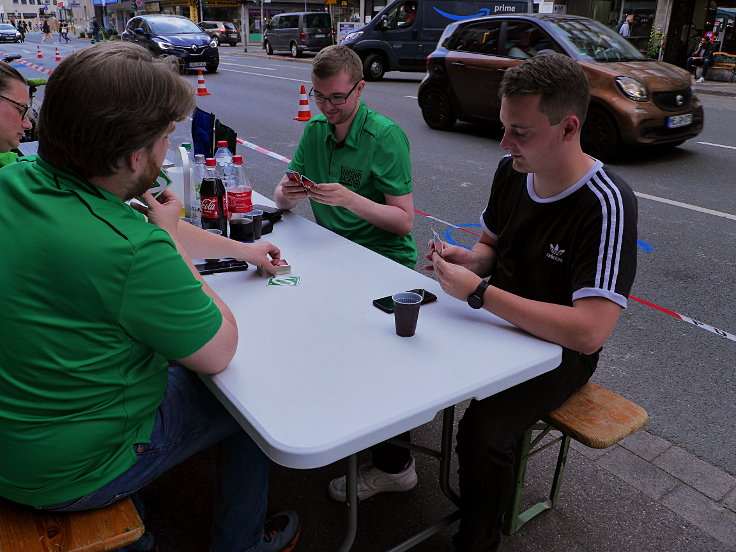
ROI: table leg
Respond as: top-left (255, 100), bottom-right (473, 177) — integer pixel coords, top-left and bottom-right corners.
top-left (439, 406), bottom-right (460, 506)
top-left (336, 454), bottom-right (358, 552)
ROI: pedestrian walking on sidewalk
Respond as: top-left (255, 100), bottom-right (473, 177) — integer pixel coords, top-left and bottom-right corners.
top-left (91, 17), bottom-right (100, 43)
top-left (41, 18), bottom-right (55, 44)
top-left (60, 21), bottom-right (71, 43)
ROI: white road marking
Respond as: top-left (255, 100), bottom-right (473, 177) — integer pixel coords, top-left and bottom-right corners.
top-left (634, 192), bottom-right (736, 221)
top-left (697, 141), bottom-right (736, 150)
top-left (220, 68), bottom-right (310, 84)
top-left (220, 62), bottom-right (277, 71)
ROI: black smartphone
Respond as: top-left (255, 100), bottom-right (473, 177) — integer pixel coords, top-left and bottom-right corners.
top-left (372, 289), bottom-right (438, 313)
top-left (252, 204), bottom-right (284, 223)
top-left (195, 259), bottom-right (249, 275)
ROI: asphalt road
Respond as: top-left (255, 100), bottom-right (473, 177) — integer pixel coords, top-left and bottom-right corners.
top-left (4, 39), bottom-right (735, 551)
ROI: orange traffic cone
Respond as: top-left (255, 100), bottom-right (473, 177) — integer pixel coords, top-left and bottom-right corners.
top-left (54, 47), bottom-right (62, 62)
top-left (293, 84), bottom-right (312, 121)
top-left (37, 45), bottom-right (43, 59)
top-left (196, 69), bottom-right (211, 96)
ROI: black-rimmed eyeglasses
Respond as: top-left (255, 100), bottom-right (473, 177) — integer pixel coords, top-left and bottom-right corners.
top-left (0, 94), bottom-right (30, 120)
top-left (308, 81), bottom-right (360, 105)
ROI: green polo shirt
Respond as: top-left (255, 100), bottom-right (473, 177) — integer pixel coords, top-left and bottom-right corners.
top-left (289, 100), bottom-right (417, 268)
top-left (0, 157), bottom-right (222, 506)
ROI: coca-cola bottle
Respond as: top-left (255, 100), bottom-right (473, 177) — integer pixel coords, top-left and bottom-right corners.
top-left (200, 158), bottom-right (228, 238)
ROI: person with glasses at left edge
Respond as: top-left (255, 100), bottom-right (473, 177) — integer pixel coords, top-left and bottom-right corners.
top-left (0, 62), bottom-right (33, 167)
top-left (274, 44), bottom-right (420, 503)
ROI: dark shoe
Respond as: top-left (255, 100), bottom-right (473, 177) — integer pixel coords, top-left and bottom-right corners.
top-left (249, 511), bottom-right (299, 552)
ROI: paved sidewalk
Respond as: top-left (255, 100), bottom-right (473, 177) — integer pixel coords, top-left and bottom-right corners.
top-left (139, 402), bottom-right (736, 551)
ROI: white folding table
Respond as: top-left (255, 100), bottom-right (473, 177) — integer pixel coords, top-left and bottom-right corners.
top-left (200, 196), bottom-right (562, 551)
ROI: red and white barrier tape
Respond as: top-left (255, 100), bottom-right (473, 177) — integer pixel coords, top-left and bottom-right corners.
top-left (0, 53), bottom-right (53, 76)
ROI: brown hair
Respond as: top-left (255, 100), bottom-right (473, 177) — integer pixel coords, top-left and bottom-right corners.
top-left (312, 45), bottom-right (363, 83)
top-left (37, 42), bottom-right (195, 178)
top-left (0, 62), bottom-right (26, 95)
top-left (499, 53), bottom-right (590, 125)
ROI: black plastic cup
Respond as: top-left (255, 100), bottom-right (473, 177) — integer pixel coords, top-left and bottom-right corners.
top-left (229, 217), bottom-right (254, 242)
top-left (392, 292), bottom-right (423, 337)
top-left (243, 209), bottom-right (263, 240)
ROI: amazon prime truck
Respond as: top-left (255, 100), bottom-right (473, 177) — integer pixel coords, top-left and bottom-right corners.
top-left (342, 0), bottom-right (532, 80)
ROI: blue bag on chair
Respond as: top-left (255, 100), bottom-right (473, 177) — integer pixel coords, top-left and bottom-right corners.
top-left (191, 107), bottom-right (216, 159)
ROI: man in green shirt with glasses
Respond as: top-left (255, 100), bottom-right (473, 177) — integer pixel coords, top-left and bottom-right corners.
top-left (274, 45), bottom-right (418, 269)
top-left (274, 44), bottom-right (419, 501)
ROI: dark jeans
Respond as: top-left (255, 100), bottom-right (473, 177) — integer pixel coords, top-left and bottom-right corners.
top-left (686, 57), bottom-right (713, 78)
top-left (35, 366), bottom-right (270, 552)
top-left (452, 350), bottom-right (597, 552)
top-left (371, 432), bottom-right (412, 473)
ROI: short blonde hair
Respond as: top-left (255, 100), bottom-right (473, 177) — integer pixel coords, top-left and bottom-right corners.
top-left (312, 45), bottom-right (363, 82)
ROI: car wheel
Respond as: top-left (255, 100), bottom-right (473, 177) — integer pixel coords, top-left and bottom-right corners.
top-left (419, 87), bottom-right (457, 131)
top-left (212, 36), bottom-right (220, 47)
top-left (290, 42), bottom-right (300, 58)
top-left (206, 63), bottom-right (218, 74)
top-left (581, 107), bottom-right (619, 162)
top-left (362, 53), bottom-right (386, 81)
top-left (264, 40), bottom-right (273, 55)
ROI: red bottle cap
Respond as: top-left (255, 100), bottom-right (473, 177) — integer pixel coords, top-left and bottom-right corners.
top-left (232, 155), bottom-right (243, 164)
top-left (216, 140), bottom-right (228, 147)
top-left (205, 158), bottom-right (217, 166)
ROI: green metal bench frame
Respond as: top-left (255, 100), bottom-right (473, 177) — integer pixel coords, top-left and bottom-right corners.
top-left (503, 423), bottom-right (570, 535)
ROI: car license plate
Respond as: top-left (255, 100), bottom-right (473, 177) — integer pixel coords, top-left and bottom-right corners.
top-left (666, 113), bottom-right (692, 129)
top-left (313, 34), bottom-right (325, 38)
top-left (189, 61), bottom-right (207, 67)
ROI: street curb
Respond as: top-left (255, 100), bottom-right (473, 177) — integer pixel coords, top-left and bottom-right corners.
top-left (695, 87), bottom-right (736, 97)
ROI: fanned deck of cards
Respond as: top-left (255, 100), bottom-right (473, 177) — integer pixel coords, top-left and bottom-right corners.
top-left (432, 228), bottom-right (444, 257)
top-left (286, 169), bottom-right (317, 190)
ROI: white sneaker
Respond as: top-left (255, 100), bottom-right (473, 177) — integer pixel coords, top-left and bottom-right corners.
top-left (696, 77), bottom-right (705, 83)
top-left (328, 457), bottom-right (418, 502)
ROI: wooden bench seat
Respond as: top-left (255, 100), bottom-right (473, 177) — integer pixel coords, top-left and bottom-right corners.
top-left (504, 381), bottom-right (648, 535)
top-left (711, 51), bottom-right (736, 83)
top-left (0, 496), bottom-right (144, 552)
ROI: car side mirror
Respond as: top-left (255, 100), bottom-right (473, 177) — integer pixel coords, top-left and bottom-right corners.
top-left (133, 28), bottom-right (145, 36)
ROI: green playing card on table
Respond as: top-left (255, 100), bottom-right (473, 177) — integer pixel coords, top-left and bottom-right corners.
top-left (267, 276), bottom-right (301, 286)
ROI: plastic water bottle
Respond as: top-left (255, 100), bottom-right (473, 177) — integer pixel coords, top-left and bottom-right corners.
top-left (214, 140), bottom-right (235, 188)
top-left (189, 154), bottom-right (206, 227)
top-left (227, 155), bottom-right (253, 220)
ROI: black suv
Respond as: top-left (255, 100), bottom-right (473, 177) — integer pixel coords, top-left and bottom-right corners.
top-left (122, 15), bottom-right (219, 73)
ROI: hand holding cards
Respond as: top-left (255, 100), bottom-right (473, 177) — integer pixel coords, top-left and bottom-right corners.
top-left (432, 229), bottom-right (444, 257)
top-left (285, 169), bottom-right (318, 191)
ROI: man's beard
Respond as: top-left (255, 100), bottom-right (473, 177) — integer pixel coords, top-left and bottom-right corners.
top-left (123, 155), bottom-right (162, 202)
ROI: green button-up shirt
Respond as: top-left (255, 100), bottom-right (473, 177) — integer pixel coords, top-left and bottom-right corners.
top-left (289, 100), bottom-right (417, 268)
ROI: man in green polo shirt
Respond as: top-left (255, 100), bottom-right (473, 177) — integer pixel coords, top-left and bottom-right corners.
top-left (0, 62), bottom-right (33, 167)
top-left (274, 45), bottom-right (417, 269)
top-left (0, 43), bottom-right (298, 552)
top-left (274, 44), bottom-right (419, 503)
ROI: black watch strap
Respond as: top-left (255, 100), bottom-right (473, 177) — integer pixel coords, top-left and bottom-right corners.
top-left (468, 279), bottom-right (489, 309)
